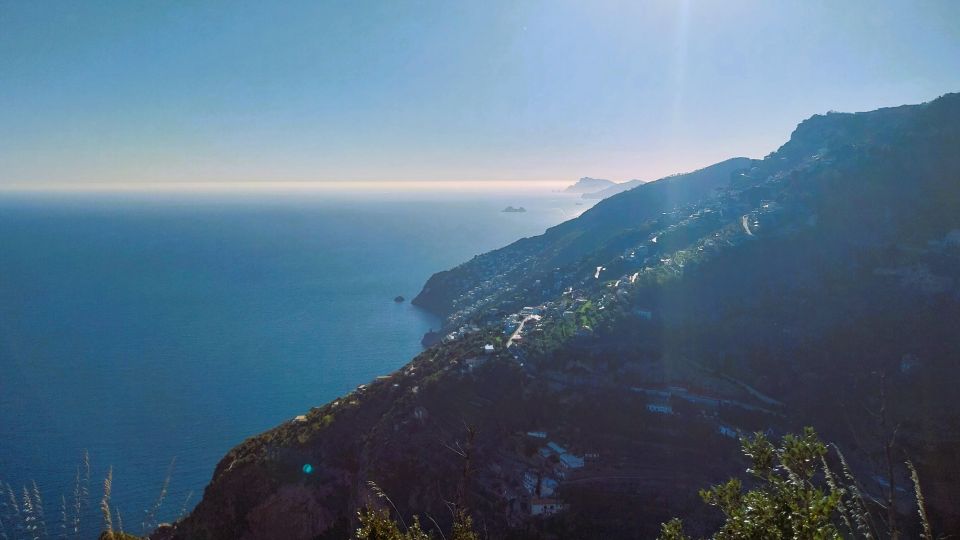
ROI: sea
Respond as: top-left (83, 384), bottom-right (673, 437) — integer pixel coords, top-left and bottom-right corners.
top-left (0, 184), bottom-right (589, 535)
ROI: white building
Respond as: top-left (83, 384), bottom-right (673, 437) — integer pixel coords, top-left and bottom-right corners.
top-left (546, 441), bottom-right (567, 455)
top-left (530, 498), bottom-right (565, 516)
top-left (559, 453), bottom-right (585, 470)
top-left (522, 472), bottom-right (559, 497)
top-left (647, 403), bottom-right (673, 414)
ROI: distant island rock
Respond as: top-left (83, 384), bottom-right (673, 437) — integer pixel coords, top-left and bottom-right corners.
top-left (563, 177), bottom-right (616, 193)
top-left (394, 295), bottom-right (405, 303)
top-left (502, 206), bottom-right (527, 213)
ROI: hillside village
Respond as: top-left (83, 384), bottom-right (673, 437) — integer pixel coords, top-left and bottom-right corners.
top-left (426, 310), bottom-right (787, 520)
top-left (401, 141), bottom-right (959, 522)
top-left (405, 95), bottom-right (960, 529)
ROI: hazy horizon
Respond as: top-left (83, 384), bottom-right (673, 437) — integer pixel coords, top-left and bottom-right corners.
top-left (2, 1), bottom-right (959, 188)
top-left (0, 179), bottom-right (577, 196)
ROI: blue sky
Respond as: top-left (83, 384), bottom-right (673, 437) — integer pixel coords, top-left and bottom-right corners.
top-left (1, 1), bottom-right (958, 187)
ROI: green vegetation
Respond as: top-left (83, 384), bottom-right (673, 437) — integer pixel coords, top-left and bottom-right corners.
top-left (356, 480), bottom-right (478, 540)
top-left (658, 428), bottom-right (934, 540)
top-left (350, 429), bottom-right (937, 539)
top-left (356, 508), bottom-right (478, 540)
top-left (575, 299), bottom-right (598, 329)
top-left (355, 508), bottom-right (431, 540)
top-left (98, 532), bottom-right (141, 540)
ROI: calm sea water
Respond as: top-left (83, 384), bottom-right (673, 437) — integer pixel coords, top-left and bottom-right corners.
top-left (0, 188), bottom-right (587, 532)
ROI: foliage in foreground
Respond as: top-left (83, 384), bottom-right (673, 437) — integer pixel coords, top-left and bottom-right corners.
top-left (356, 507), bottom-right (478, 540)
top-left (353, 428), bottom-right (936, 540)
top-left (658, 427), bottom-right (934, 540)
top-left (1, 451), bottom-right (188, 540)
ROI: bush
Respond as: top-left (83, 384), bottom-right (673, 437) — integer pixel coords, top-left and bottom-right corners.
top-left (659, 427), bottom-right (933, 539)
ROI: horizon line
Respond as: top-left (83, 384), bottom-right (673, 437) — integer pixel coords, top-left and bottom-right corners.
top-left (0, 179), bottom-right (578, 194)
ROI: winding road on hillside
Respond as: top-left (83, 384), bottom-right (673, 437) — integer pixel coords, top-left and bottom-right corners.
top-left (507, 315), bottom-right (540, 348)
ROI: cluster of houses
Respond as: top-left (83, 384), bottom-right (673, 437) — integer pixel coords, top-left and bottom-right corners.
top-left (597, 194), bottom-right (791, 292)
top-left (442, 251), bottom-right (545, 328)
top-left (622, 245), bottom-right (649, 265)
top-left (441, 164), bottom-right (808, 347)
top-left (441, 323), bottom-right (482, 343)
top-left (456, 344), bottom-right (498, 374)
top-left (503, 306), bottom-right (544, 336)
top-left (518, 431), bottom-right (589, 516)
top-left (740, 200), bottom-right (783, 236)
top-left (537, 440), bottom-right (585, 477)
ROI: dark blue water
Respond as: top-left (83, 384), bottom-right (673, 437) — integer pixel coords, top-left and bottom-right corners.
top-left (0, 189), bottom-right (586, 535)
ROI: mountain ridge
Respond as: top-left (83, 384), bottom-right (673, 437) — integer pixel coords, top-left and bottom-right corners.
top-left (562, 177), bottom-right (616, 194)
top-left (155, 92), bottom-right (960, 539)
top-left (411, 156), bottom-right (754, 322)
top-left (580, 178), bottom-right (644, 199)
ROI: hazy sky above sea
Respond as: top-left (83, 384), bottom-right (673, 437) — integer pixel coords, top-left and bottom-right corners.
top-left (2, 1), bottom-right (959, 189)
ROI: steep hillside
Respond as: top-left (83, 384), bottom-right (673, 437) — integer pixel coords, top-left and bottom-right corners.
top-left (412, 157), bottom-right (752, 323)
top-left (157, 94), bottom-right (960, 539)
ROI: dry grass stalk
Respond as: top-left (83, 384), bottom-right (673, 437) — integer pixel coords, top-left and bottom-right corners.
top-left (100, 467), bottom-right (114, 538)
top-left (906, 460), bottom-right (933, 540)
top-left (72, 466), bottom-right (82, 536)
top-left (821, 455), bottom-right (856, 536)
top-left (142, 457), bottom-right (175, 533)
top-left (30, 481), bottom-right (46, 538)
top-left (59, 494), bottom-right (68, 539)
top-left (176, 490), bottom-right (194, 522)
top-left (0, 484), bottom-right (15, 540)
top-left (115, 505), bottom-right (124, 535)
top-left (833, 444), bottom-right (877, 539)
top-left (71, 450), bottom-right (90, 537)
top-left (22, 486), bottom-right (39, 540)
top-left (4, 483), bottom-right (20, 521)
top-left (367, 480), bottom-right (408, 531)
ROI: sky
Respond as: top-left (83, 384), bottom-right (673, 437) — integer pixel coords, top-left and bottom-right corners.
top-left (1, 0), bottom-right (959, 189)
